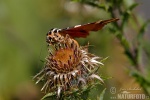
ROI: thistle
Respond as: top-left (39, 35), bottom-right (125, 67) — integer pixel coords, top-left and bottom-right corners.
top-left (34, 34), bottom-right (104, 99)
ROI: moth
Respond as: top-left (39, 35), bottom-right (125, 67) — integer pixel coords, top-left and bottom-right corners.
top-left (46, 18), bottom-right (119, 45)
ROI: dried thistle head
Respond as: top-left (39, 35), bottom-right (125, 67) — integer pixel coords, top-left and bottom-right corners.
top-left (34, 34), bottom-right (104, 99)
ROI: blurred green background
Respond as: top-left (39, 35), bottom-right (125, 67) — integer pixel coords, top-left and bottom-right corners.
top-left (0, 0), bottom-right (149, 100)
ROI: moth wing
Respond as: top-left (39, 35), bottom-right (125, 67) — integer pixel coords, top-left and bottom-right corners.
top-left (60, 18), bottom-right (119, 38)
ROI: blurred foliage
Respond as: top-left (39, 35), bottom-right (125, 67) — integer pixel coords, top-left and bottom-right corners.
top-left (72, 0), bottom-right (150, 97)
top-left (0, 0), bottom-right (150, 100)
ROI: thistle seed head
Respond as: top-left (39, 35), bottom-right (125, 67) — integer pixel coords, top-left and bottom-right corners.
top-left (34, 34), bottom-right (104, 98)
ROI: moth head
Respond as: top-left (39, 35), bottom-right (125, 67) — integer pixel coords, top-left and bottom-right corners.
top-left (46, 28), bottom-right (63, 45)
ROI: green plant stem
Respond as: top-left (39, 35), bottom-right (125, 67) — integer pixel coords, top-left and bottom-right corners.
top-left (109, 3), bottom-right (141, 72)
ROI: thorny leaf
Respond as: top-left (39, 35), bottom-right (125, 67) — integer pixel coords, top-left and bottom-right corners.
top-left (138, 20), bottom-right (150, 40)
top-left (41, 82), bottom-right (102, 100)
top-left (99, 88), bottom-right (106, 100)
top-left (41, 92), bottom-right (56, 100)
top-left (130, 70), bottom-right (150, 94)
top-left (121, 3), bottom-right (138, 29)
top-left (71, 0), bottom-right (111, 11)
